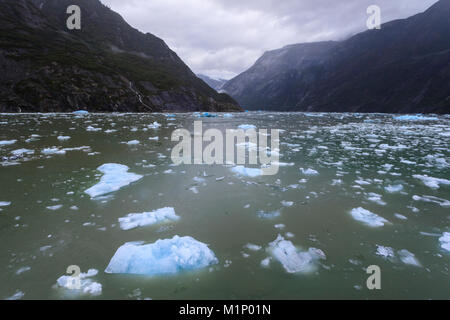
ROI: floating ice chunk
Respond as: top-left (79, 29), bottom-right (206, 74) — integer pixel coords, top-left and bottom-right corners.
top-left (257, 210), bottom-right (281, 219)
top-left (86, 126), bottom-right (101, 132)
top-left (244, 244), bottom-right (262, 251)
top-left (385, 185), bottom-right (403, 193)
top-left (56, 269), bottom-right (102, 296)
top-left (57, 136), bottom-right (71, 141)
top-left (230, 166), bottom-right (262, 177)
top-left (6, 291), bottom-right (24, 300)
top-left (275, 224), bottom-right (286, 230)
top-left (395, 213), bottom-right (408, 220)
top-left (439, 233), bottom-right (450, 252)
top-left (47, 205), bottom-right (63, 211)
top-left (413, 175), bottom-right (450, 189)
top-left (126, 140), bottom-right (140, 145)
top-left (148, 136), bottom-right (159, 141)
top-left (15, 266), bottom-right (31, 275)
top-left (376, 246), bottom-right (395, 258)
top-left (394, 115), bottom-right (438, 121)
top-left (11, 149), bottom-right (34, 157)
top-left (261, 257), bottom-right (271, 268)
top-left (268, 235), bottom-right (326, 274)
top-left (350, 208), bottom-right (389, 227)
top-left (412, 195), bottom-right (450, 207)
top-left (366, 193), bottom-right (387, 206)
top-left (300, 168), bottom-right (319, 176)
top-left (238, 124), bottom-right (256, 130)
top-left (105, 236), bottom-right (218, 275)
top-left (148, 122), bottom-right (161, 129)
top-left (0, 140), bottom-right (17, 146)
top-left (42, 147), bottom-right (66, 155)
top-left (73, 110), bottom-right (89, 115)
top-left (0, 201), bottom-right (11, 207)
top-left (397, 249), bottom-right (421, 267)
top-left (119, 207), bottom-right (180, 231)
top-left (223, 113), bottom-right (233, 118)
top-left (85, 164), bottom-right (143, 198)
top-left (281, 201), bottom-right (294, 207)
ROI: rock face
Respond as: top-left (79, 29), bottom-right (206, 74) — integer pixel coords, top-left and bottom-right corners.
top-left (0, 0), bottom-right (241, 112)
top-left (223, 0), bottom-right (450, 113)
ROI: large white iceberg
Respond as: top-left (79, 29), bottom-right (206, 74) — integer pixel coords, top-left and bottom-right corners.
top-left (119, 207), bottom-right (180, 231)
top-left (105, 236), bottom-right (218, 275)
top-left (350, 207), bottom-right (389, 227)
top-left (268, 235), bottom-right (326, 274)
top-left (85, 163), bottom-right (143, 198)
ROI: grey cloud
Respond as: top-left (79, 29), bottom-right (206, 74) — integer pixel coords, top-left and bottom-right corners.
top-left (101, 0), bottom-right (438, 79)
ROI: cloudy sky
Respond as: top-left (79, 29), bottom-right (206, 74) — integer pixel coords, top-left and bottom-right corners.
top-left (101, 0), bottom-right (437, 80)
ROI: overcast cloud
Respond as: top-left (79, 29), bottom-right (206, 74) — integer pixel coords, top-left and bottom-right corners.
top-left (101, 0), bottom-right (438, 79)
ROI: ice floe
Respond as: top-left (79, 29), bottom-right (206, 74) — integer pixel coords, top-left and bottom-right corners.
top-left (300, 168), bottom-right (319, 176)
top-left (0, 140), bottom-right (16, 146)
top-left (119, 207), bottom-right (180, 230)
top-left (439, 233), bottom-right (450, 252)
top-left (268, 235), bottom-right (326, 274)
top-left (413, 195), bottom-right (450, 207)
top-left (230, 166), bottom-right (263, 177)
top-left (413, 175), bottom-right (450, 189)
top-left (0, 201), bottom-right (11, 207)
top-left (55, 269), bottom-right (102, 296)
top-left (385, 184), bottom-right (404, 193)
top-left (350, 208), bottom-right (389, 227)
top-left (393, 115), bottom-right (438, 121)
top-left (84, 164), bottom-right (143, 198)
top-left (105, 236), bottom-right (218, 275)
top-left (376, 246), bottom-right (421, 267)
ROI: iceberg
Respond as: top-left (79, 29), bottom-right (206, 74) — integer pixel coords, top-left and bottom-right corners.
top-left (85, 163), bottom-right (143, 198)
top-left (385, 184), bottom-right (403, 193)
top-left (56, 269), bottom-right (102, 296)
top-left (230, 166), bottom-right (263, 177)
top-left (397, 249), bottom-right (421, 267)
top-left (439, 232), bottom-right (450, 252)
top-left (268, 235), bottom-right (326, 274)
top-left (350, 207), bottom-right (389, 227)
top-left (11, 149), bottom-right (34, 157)
top-left (0, 201), bottom-right (11, 207)
top-left (119, 207), bottom-right (180, 231)
top-left (105, 236), bottom-right (218, 275)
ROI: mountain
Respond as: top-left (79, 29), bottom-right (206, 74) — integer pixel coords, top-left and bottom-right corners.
top-left (197, 74), bottom-right (227, 91)
top-left (223, 0), bottom-right (450, 113)
top-left (0, 0), bottom-right (241, 112)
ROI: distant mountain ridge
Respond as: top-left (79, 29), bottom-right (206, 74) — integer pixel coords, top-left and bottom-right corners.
top-left (223, 0), bottom-right (450, 113)
top-left (197, 74), bottom-right (227, 92)
top-left (0, 0), bottom-right (241, 112)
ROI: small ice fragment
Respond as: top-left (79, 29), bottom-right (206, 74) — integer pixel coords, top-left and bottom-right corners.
top-left (281, 201), bottom-right (294, 207)
top-left (395, 213), bottom-right (408, 220)
top-left (56, 269), bottom-right (102, 296)
top-left (261, 257), bottom-right (271, 268)
top-left (397, 249), bottom-right (421, 267)
top-left (385, 185), bottom-right (403, 193)
top-left (244, 244), bottom-right (262, 251)
top-left (6, 291), bottom-right (24, 300)
top-left (238, 124), bottom-right (256, 130)
top-left (230, 166), bottom-right (262, 177)
top-left (300, 168), bottom-right (319, 176)
top-left (119, 207), bottom-right (180, 231)
top-left (413, 175), bottom-right (450, 190)
top-left (42, 147), bottom-right (66, 155)
top-left (105, 236), bottom-right (218, 275)
top-left (0, 140), bottom-right (17, 146)
top-left (15, 266), bottom-right (31, 275)
top-left (57, 136), bottom-right (71, 141)
top-left (73, 110), bottom-right (89, 115)
top-left (126, 140), bottom-right (140, 145)
top-left (0, 201), bottom-right (11, 207)
top-left (268, 235), bottom-right (326, 274)
top-left (350, 207), bottom-right (389, 227)
top-left (47, 205), bottom-right (63, 211)
top-left (376, 246), bottom-right (395, 258)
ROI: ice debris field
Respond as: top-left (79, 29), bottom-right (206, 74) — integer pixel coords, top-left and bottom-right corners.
top-left (0, 112), bottom-right (449, 299)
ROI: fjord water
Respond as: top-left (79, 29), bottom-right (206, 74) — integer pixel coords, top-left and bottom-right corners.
top-left (0, 112), bottom-right (449, 300)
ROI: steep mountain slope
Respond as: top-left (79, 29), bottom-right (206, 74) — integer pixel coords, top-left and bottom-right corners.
top-left (223, 0), bottom-right (450, 113)
top-left (197, 74), bottom-right (227, 91)
top-left (0, 0), bottom-right (241, 112)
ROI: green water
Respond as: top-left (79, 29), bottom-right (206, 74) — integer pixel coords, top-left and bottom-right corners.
top-left (0, 112), bottom-right (449, 300)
